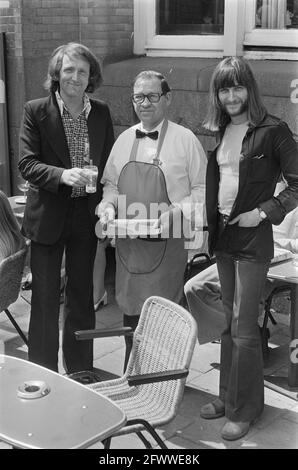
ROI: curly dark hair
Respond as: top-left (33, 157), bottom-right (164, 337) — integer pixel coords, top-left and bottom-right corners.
top-left (44, 42), bottom-right (103, 94)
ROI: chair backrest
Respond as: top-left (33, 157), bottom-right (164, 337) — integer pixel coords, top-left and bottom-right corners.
top-left (184, 252), bottom-right (215, 284)
top-left (0, 246), bottom-right (28, 312)
top-left (181, 252), bottom-right (214, 307)
top-left (126, 296), bottom-right (198, 413)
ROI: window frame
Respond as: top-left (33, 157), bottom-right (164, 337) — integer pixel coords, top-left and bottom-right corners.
top-left (133, 0), bottom-right (298, 60)
top-left (244, 0), bottom-right (298, 49)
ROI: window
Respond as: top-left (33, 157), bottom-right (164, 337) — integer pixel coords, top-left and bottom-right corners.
top-left (158, 0), bottom-right (224, 35)
top-left (244, 0), bottom-right (298, 58)
top-left (133, 0), bottom-right (298, 59)
top-left (255, 0), bottom-right (298, 29)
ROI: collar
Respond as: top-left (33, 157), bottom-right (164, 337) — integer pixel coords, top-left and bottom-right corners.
top-left (219, 112), bottom-right (276, 137)
top-left (139, 119), bottom-right (165, 134)
top-left (55, 91), bottom-right (91, 118)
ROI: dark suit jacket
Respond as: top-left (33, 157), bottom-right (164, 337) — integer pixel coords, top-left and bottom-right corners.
top-left (18, 93), bottom-right (114, 244)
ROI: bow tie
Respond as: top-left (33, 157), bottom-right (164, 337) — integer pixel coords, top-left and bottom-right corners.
top-left (136, 129), bottom-right (159, 140)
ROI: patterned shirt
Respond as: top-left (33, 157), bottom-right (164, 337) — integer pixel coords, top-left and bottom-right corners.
top-left (55, 91), bottom-right (91, 197)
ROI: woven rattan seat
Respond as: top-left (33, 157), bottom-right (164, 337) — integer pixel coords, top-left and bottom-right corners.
top-left (260, 283), bottom-right (292, 357)
top-left (86, 296), bottom-right (198, 449)
top-left (0, 246), bottom-right (28, 345)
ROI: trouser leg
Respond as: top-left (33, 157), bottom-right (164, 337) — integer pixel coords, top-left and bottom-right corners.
top-left (62, 199), bottom-right (97, 374)
top-left (184, 263), bottom-right (226, 344)
top-left (216, 254), bottom-right (269, 422)
top-left (29, 241), bottom-right (64, 371)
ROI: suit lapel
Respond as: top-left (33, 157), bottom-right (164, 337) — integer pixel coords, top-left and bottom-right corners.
top-left (41, 96), bottom-right (107, 169)
top-left (41, 94), bottom-right (71, 168)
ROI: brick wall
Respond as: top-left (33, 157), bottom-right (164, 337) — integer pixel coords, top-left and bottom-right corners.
top-left (0, 0), bottom-right (22, 58)
top-left (0, 0), bottom-right (134, 193)
top-left (22, 0), bottom-right (81, 101)
top-left (22, 0), bottom-right (80, 59)
top-left (0, 0), bottom-right (24, 194)
top-left (80, 0), bottom-right (133, 63)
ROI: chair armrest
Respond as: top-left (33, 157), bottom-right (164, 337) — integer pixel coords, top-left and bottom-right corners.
top-left (127, 368), bottom-right (189, 386)
top-left (75, 327), bottom-right (133, 341)
top-left (265, 284), bottom-right (292, 306)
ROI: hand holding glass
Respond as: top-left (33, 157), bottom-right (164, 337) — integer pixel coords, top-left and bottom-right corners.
top-left (84, 164), bottom-right (98, 193)
top-left (16, 181), bottom-right (29, 204)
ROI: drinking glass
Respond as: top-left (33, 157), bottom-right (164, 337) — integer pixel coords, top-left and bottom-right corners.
top-left (84, 164), bottom-right (98, 193)
top-left (16, 180), bottom-right (29, 204)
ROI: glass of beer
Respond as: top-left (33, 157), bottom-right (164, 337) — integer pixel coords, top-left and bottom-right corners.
top-left (84, 161), bottom-right (98, 194)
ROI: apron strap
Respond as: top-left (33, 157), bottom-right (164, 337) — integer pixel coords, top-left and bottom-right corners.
top-left (129, 120), bottom-right (169, 165)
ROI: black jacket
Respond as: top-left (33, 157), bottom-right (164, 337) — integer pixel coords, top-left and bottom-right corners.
top-left (18, 93), bottom-right (114, 244)
top-left (206, 114), bottom-right (298, 261)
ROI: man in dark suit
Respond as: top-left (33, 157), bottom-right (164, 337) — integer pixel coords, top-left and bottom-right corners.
top-left (18, 43), bottom-right (114, 373)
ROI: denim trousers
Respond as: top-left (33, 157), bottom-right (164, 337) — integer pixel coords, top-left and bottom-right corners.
top-left (216, 253), bottom-right (270, 422)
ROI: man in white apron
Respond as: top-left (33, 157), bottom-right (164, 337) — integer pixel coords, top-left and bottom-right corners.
top-left (97, 70), bottom-right (207, 369)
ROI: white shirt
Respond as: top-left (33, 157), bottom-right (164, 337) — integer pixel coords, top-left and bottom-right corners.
top-left (217, 122), bottom-right (249, 215)
top-left (101, 120), bottom-right (207, 229)
top-left (273, 181), bottom-right (298, 253)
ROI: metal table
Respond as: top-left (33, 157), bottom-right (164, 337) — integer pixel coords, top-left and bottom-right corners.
top-left (0, 354), bottom-right (126, 449)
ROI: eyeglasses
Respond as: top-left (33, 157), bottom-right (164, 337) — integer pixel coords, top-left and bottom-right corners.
top-left (131, 92), bottom-right (166, 104)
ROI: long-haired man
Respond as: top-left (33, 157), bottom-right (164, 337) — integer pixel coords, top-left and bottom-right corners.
top-left (201, 56), bottom-right (298, 440)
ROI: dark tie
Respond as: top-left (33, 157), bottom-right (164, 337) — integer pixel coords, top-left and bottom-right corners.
top-left (136, 129), bottom-right (159, 140)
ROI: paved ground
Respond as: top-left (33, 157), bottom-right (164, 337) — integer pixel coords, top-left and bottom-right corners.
top-left (1, 253), bottom-right (298, 450)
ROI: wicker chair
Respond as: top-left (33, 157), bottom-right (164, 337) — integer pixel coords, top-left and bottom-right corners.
top-left (181, 252), bottom-right (215, 307)
top-left (260, 283), bottom-right (292, 357)
top-left (0, 245), bottom-right (29, 346)
top-left (75, 296), bottom-right (198, 449)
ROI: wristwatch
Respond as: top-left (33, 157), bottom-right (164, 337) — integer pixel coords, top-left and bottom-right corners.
top-left (257, 207), bottom-right (267, 221)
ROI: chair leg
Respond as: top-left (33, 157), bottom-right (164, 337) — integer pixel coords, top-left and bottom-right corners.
top-left (268, 311), bottom-right (277, 325)
top-left (260, 296), bottom-right (273, 358)
top-left (136, 431), bottom-right (153, 449)
top-left (4, 309), bottom-right (28, 346)
top-left (126, 419), bottom-right (168, 449)
top-left (103, 437), bottom-right (111, 449)
top-left (259, 325), bottom-right (270, 359)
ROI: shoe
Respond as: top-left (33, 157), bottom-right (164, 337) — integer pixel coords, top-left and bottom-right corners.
top-left (200, 398), bottom-right (225, 419)
top-left (94, 290), bottom-right (108, 311)
top-left (221, 420), bottom-right (251, 441)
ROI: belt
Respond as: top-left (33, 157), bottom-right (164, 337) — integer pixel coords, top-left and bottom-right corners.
top-left (139, 236), bottom-right (166, 242)
top-left (70, 195), bottom-right (88, 200)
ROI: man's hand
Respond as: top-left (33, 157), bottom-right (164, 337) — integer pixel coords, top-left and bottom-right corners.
top-left (60, 168), bottom-right (90, 187)
top-left (229, 208), bottom-right (261, 227)
top-left (96, 202), bottom-right (116, 230)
